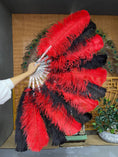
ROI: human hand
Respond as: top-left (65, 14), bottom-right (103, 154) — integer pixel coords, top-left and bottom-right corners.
top-left (27, 62), bottom-right (40, 76)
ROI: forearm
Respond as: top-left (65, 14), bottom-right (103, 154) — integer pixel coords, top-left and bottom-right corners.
top-left (10, 62), bottom-right (40, 87)
top-left (10, 71), bottom-right (30, 87)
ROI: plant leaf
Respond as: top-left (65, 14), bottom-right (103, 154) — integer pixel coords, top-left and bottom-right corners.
top-left (110, 128), bottom-right (115, 134)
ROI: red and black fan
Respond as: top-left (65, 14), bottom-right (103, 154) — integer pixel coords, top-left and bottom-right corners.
top-left (15, 10), bottom-right (107, 152)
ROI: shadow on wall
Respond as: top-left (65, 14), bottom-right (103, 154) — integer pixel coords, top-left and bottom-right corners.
top-left (0, 1), bottom-right (13, 146)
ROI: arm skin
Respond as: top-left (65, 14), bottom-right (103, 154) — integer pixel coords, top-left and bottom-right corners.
top-left (11, 62), bottom-right (40, 87)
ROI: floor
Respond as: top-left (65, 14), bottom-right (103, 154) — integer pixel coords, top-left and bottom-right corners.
top-left (0, 146), bottom-right (118, 157)
top-left (0, 131), bottom-right (118, 157)
top-left (0, 131), bottom-right (118, 149)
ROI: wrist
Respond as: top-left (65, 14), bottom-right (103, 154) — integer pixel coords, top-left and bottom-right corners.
top-left (25, 71), bottom-right (31, 77)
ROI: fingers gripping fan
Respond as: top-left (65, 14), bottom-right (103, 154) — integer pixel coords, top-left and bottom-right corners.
top-left (15, 10), bottom-right (107, 152)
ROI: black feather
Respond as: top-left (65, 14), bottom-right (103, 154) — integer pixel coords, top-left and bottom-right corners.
top-left (86, 82), bottom-right (106, 99)
top-left (41, 113), bottom-right (66, 146)
top-left (80, 54), bottom-right (107, 69)
top-left (69, 21), bottom-right (96, 51)
top-left (42, 84), bottom-right (92, 124)
top-left (15, 90), bottom-right (27, 152)
top-left (51, 53), bottom-right (107, 73)
top-left (51, 21), bottom-right (96, 61)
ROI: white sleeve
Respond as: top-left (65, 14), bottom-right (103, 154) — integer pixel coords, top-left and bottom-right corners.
top-left (0, 79), bottom-right (14, 105)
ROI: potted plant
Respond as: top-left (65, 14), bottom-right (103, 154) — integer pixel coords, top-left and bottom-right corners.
top-left (92, 97), bottom-right (118, 143)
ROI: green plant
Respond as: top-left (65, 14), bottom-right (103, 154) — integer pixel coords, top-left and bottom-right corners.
top-left (92, 97), bottom-right (118, 134)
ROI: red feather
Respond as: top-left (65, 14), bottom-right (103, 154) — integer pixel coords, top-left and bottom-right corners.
top-left (50, 34), bottom-right (104, 72)
top-left (46, 67), bottom-right (107, 96)
top-left (62, 91), bottom-right (98, 113)
top-left (35, 92), bottom-right (82, 136)
top-left (21, 92), bottom-right (49, 152)
top-left (45, 80), bottom-right (98, 113)
top-left (37, 10), bottom-right (90, 58)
